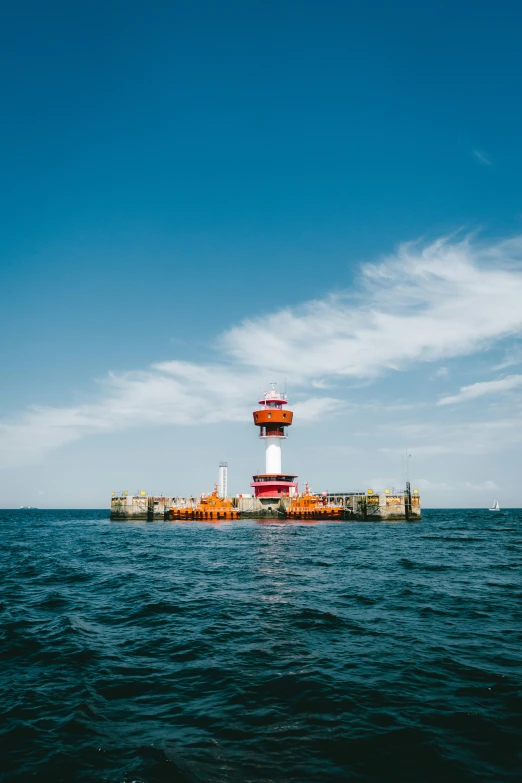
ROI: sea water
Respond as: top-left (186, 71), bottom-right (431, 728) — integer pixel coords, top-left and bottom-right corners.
top-left (0, 509), bottom-right (520, 782)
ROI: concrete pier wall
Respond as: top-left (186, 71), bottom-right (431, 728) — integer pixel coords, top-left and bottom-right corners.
top-left (111, 491), bottom-right (421, 521)
top-left (110, 495), bottom-right (177, 521)
top-left (364, 491), bottom-right (421, 521)
top-left (236, 496), bottom-right (286, 517)
top-left (110, 495), bottom-right (149, 520)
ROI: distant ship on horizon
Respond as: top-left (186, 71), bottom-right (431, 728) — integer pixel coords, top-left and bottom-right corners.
top-left (19, 506), bottom-right (38, 509)
top-left (489, 499), bottom-right (500, 511)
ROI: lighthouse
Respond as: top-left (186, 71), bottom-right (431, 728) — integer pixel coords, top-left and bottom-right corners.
top-left (251, 384), bottom-right (298, 500)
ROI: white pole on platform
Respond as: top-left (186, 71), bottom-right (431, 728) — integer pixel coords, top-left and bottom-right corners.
top-left (265, 439), bottom-right (282, 474)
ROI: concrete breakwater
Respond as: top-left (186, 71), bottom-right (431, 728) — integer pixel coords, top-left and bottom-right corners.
top-left (110, 489), bottom-right (421, 522)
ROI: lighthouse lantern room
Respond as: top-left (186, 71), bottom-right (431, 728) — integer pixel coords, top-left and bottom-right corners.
top-left (251, 384), bottom-right (298, 499)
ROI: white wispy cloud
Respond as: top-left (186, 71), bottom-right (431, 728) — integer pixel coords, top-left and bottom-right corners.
top-left (493, 342), bottom-right (522, 370)
top-left (0, 362), bottom-right (342, 468)
top-left (438, 375), bottom-right (522, 406)
top-left (463, 480), bottom-right (499, 491)
top-left (415, 478), bottom-right (451, 490)
top-left (3, 234), bottom-right (522, 467)
top-left (223, 235), bottom-right (522, 379)
top-left (472, 148), bottom-right (492, 166)
top-left (377, 415), bottom-right (522, 456)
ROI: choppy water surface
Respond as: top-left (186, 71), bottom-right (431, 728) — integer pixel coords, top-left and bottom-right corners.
top-left (0, 510), bottom-right (521, 782)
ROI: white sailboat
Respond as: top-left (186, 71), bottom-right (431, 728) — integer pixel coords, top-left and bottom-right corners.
top-left (489, 499), bottom-right (500, 511)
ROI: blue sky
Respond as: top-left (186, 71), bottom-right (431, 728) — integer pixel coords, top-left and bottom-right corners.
top-left (2, 0), bottom-right (522, 507)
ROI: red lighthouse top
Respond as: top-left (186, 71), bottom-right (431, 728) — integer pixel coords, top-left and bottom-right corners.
top-left (258, 383), bottom-right (288, 407)
top-left (253, 383), bottom-right (293, 432)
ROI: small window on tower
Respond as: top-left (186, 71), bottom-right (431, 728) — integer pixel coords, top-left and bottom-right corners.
top-left (283, 413), bottom-right (286, 418)
top-left (268, 413), bottom-right (271, 418)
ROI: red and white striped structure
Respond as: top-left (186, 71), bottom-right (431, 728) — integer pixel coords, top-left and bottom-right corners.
top-left (251, 384), bottom-right (298, 499)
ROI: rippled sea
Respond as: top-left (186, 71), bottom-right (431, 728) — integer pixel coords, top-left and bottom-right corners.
top-left (1, 510), bottom-right (521, 782)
